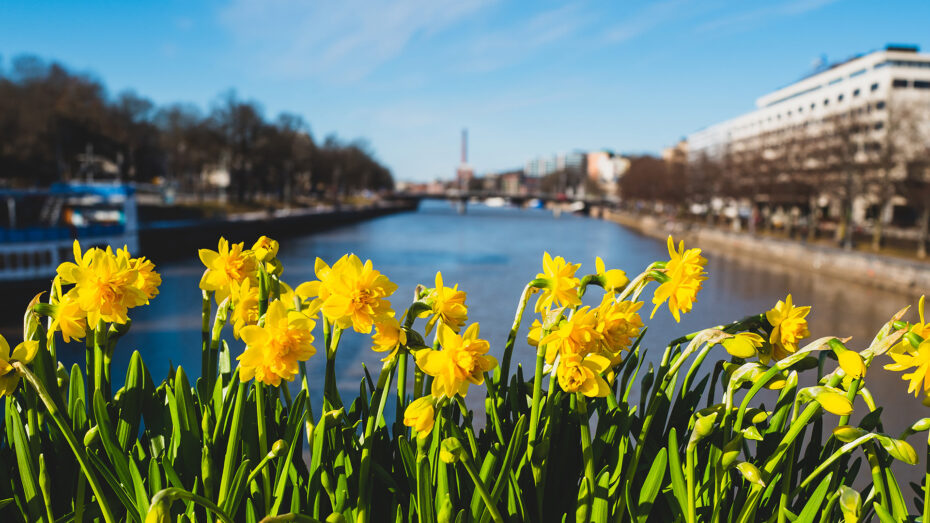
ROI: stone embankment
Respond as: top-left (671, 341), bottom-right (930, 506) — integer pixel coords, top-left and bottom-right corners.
top-left (600, 209), bottom-right (930, 295)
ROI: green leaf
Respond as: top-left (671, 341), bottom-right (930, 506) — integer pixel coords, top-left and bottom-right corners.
top-left (636, 447), bottom-right (667, 522)
top-left (796, 473), bottom-right (831, 523)
top-left (7, 398), bottom-right (42, 522)
top-left (666, 428), bottom-right (688, 516)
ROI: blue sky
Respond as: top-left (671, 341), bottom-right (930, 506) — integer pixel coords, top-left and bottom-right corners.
top-left (1, 0), bottom-right (928, 182)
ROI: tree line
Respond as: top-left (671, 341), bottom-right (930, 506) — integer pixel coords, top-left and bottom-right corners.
top-left (0, 55), bottom-right (394, 201)
top-left (618, 98), bottom-right (930, 256)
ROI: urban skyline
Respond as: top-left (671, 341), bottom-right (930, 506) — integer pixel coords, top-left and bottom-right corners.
top-left (2, 1), bottom-right (929, 182)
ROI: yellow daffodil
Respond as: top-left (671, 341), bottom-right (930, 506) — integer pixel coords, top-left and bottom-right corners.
top-left (70, 248), bottom-right (147, 326)
top-left (230, 279), bottom-right (260, 340)
top-left (765, 294), bottom-right (811, 360)
top-left (420, 271), bottom-right (468, 335)
top-left (416, 323), bottom-right (497, 398)
top-left (403, 396), bottom-right (436, 439)
top-left (117, 247), bottom-right (161, 303)
top-left (252, 235), bottom-right (283, 276)
top-left (652, 236), bottom-right (707, 322)
top-left (595, 296), bottom-right (643, 364)
top-left (527, 319), bottom-right (543, 347)
top-left (372, 317), bottom-right (407, 361)
top-left (0, 336), bottom-right (38, 396)
top-left (596, 256), bottom-right (629, 293)
top-left (894, 296), bottom-right (929, 355)
top-left (55, 240), bottom-right (95, 287)
top-left (721, 332), bottom-right (765, 359)
top-left (237, 300), bottom-right (316, 386)
top-left (538, 306), bottom-right (601, 364)
top-left (556, 353), bottom-right (611, 397)
top-left (534, 252), bottom-right (582, 313)
top-left (48, 292), bottom-right (87, 343)
top-left (885, 339), bottom-right (930, 396)
top-left (199, 237), bottom-right (258, 304)
top-left (305, 254), bottom-right (398, 334)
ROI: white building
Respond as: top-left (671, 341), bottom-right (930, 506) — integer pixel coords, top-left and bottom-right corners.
top-left (687, 44), bottom-right (930, 228)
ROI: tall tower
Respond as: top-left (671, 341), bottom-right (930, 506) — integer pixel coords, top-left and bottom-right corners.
top-left (456, 128), bottom-right (474, 191)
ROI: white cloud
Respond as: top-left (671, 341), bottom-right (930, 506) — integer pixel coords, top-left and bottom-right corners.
top-left (603, 0), bottom-right (691, 44)
top-left (218, 0), bottom-right (496, 82)
top-left (696, 0), bottom-right (842, 33)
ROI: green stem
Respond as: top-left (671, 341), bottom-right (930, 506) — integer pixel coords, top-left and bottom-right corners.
top-left (460, 453), bottom-right (503, 523)
top-left (527, 331), bottom-right (547, 488)
top-left (16, 363), bottom-right (117, 523)
top-left (255, 382), bottom-right (272, 515)
top-left (496, 283), bottom-right (533, 386)
top-left (217, 381), bottom-right (246, 505)
top-left (396, 350), bottom-right (408, 432)
top-left (357, 360), bottom-right (396, 523)
top-left (924, 431), bottom-right (930, 523)
top-left (149, 487), bottom-right (235, 523)
top-left (92, 320), bottom-right (108, 402)
top-left (576, 394), bottom-right (595, 523)
top-left (201, 290), bottom-right (211, 390)
top-left (686, 447), bottom-right (696, 523)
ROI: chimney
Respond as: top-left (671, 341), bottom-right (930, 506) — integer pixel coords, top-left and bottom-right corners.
top-left (461, 128), bottom-right (468, 164)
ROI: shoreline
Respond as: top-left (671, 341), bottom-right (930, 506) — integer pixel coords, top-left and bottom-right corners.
top-left (599, 208), bottom-right (930, 296)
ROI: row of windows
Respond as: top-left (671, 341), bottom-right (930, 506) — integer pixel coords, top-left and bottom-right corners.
top-left (892, 78), bottom-right (930, 89)
top-left (765, 58), bottom-right (930, 108)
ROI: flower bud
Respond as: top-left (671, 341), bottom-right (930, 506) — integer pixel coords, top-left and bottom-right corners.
top-left (439, 437), bottom-right (466, 464)
top-left (833, 425), bottom-right (867, 443)
top-left (735, 462), bottom-right (765, 487)
top-left (271, 439), bottom-right (288, 458)
top-left (145, 499), bottom-right (172, 523)
top-left (83, 426), bottom-right (100, 448)
top-left (837, 485), bottom-right (861, 523)
top-left (325, 513), bottom-right (346, 523)
top-left (721, 435), bottom-right (742, 470)
top-left (687, 411), bottom-right (717, 451)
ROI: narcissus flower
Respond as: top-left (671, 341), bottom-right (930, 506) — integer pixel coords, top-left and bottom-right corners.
top-left (297, 254), bottom-right (397, 334)
top-left (595, 296), bottom-right (643, 363)
top-left (237, 300), bottom-right (316, 386)
top-left (69, 248), bottom-right (147, 326)
top-left (118, 247), bottom-right (161, 302)
top-left (766, 294), bottom-right (811, 360)
top-left (527, 319), bottom-right (543, 347)
top-left (230, 279), bottom-right (260, 340)
top-left (0, 336), bottom-right (38, 396)
top-left (416, 323), bottom-right (497, 399)
top-left (556, 353), bottom-right (611, 397)
top-left (199, 237), bottom-right (258, 304)
top-left (539, 306), bottom-right (601, 364)
top-left (652, 236), bottom-right (707, 322)
top-left (894, 296), bottom-right (929, 355)
top-left (885, 339), bottom-right (930, 396)
top-left (372, 317), bottom-right (407, 361)
top-left (420, 272), bottom-right (468, 335)
top-left (534, 252), bottom-right (582, 313)
top-left (403, 396), bottom-right (436, 439)
top-left (595, 256), bottom-right (629, 293)
top-left (48, 292), bottom-right (87, 343)
top-left (252, 235), bottom-right (282, 276)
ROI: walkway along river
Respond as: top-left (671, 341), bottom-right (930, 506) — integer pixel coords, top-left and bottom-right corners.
top-left (55, 198), bottom-right (928, 482)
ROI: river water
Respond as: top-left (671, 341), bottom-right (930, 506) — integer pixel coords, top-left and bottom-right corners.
top-left (57, 199), bottom-right (927, 480)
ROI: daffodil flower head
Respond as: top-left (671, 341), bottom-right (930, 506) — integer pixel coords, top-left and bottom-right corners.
top-left (415, 323), bottom-right (497, 399)
top-left (48, 292), bottom-right (87, 343)
top-left (527, 319), bottom-right (543, 347)
top-left (372, 317), bottom-right (407, 361)
top-left (721, 332), bottom-right (765, 359)
top-left (117, 247), bottom-right (161, 303)
top-left (70, 248), bottom-right (147, 326)
top-left (0, 335), bottom-right (38, 396)
top-left (595, 295), bottom-right (644, 363)
top-left (538, 306), bottom-right (601, 364)
top-left (403, 396), bottom-right (436, 439)
top-left (313, 254), bottom-right (398, 334)
top-left (534, 252), bottom-right (582, 313)
top-left (595, 256), bottom-right (629, 293)
top-left (420, 271), bottom-right (468, 335)
top-left (252, 236), bottom-right (283, 276)
top-left (651, 236), bottom-right (708, 322)
top-left (294, 257), bottom-right (332, 317)
top-left (556, 352), bottom-right (611, 397)
top-left (231, 279), bottom-right (260, 340)
top-left (237, 300), bottom-right (316, 386)
top-left (894, 295), bottom-right (928, 355)
top-left (885, 338), bottom-right (930, 396)
top-left (199, 237), bottom-right (258, 304)
top-left (765, 294), bottom-right (811, 360)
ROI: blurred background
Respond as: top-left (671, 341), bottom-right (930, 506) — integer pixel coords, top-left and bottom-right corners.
top-left (1, 1), bottom-right (930, 473)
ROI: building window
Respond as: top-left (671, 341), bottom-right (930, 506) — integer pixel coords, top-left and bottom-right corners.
top-left (798, 106), bottom-right (803, 113)
top-left (915, 80), bottom-right (930, 89)
top-left (892, 78), bottom-right (908, 88)
top-left (810, 103), bottom-right (816, 110)
top-left (853, 88), bottom-right (860, 96)
top-left (875, 122), bottom-right (884, 130)
top-left (876, 101), bottom-right (886, 110)
top-left (823, 98), bottom-right (829, 106)
top-left (837, 94), bottom-right (844, 102)
top-left (871, 83), bottom-right (879, 91)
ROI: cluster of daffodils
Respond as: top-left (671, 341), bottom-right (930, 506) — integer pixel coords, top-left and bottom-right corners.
top-left (51, 241), bottom-right (161, 341)
top-left (885, 296), bottom-right (930, 402)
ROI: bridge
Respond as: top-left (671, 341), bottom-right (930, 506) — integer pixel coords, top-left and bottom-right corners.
top-left (390, 190), bottom-right (617, 214)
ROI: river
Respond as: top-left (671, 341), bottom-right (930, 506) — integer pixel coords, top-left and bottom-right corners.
top-left (55, 198), bottom-right (927, 480)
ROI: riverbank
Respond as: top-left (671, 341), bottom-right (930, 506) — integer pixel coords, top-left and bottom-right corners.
top-left (600, 209), bottom-right (930, 295)
top-left (140, 199), bottom-right (419, 260)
